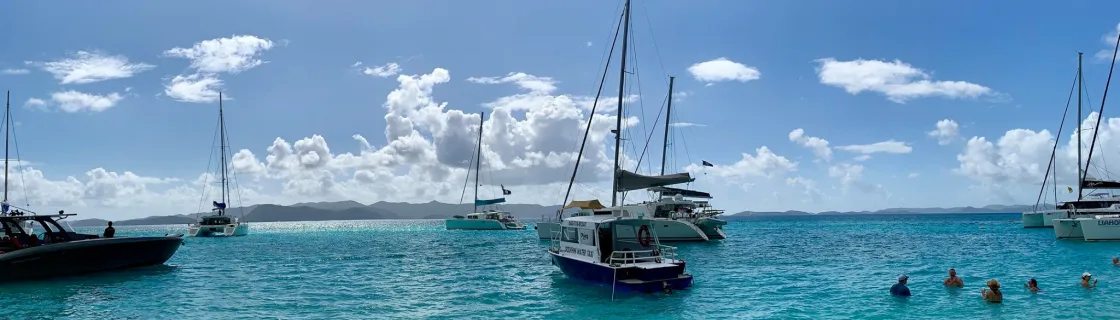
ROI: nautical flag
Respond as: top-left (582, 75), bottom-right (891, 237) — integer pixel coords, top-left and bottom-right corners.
top-left (1, 203), bottom-right (8, 214)
top-left (213, 201), bottom-right (227, 210)
top-left (1068, 186), bottom-right (1074, 193)
top-left (501, 184), bottom-right (512, 195)
top-left (701, 160), bottom-right (714, 167)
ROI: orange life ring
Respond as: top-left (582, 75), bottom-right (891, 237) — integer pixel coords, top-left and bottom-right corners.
top-left (638, 225), bottom-right (652, 247)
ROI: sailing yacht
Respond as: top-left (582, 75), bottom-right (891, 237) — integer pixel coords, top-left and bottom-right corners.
top-left (547, 0), bottom-right (694, 295)
top-left (445, 112), bottom-right (526, 231)
top-left (536, 77), bottom-right (718, 241)
top-left (187, 93), bottom-right (249, 237)
top-left (1044, 49), bottom-right (1120, 240)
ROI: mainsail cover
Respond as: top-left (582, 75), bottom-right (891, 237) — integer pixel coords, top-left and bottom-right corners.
top-left (564, 200), bottom-right (606, 210)
top-left (650, 186), bottom-right (712, 199)
top-left (616, 169), bottom-right (694, 192)
top-left (1082, 177), bottom-right (1120, 189)
top-left (475, 198), bottom-right (506, 206)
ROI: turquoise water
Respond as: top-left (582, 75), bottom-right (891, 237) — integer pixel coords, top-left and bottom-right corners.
top-left (1, 213), bottom-right (1118, 319)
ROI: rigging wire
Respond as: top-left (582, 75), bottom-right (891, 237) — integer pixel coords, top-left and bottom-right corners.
top-left (1033, 69), bottom-right (1079, 210)
top-left (195, 119), bottom-right (220, 217)
top-left (458, 136), bottom-right (477, 206)
top-left (1080, 31), bottom-right (1120, 192)
top-left (7, 115), bottom-right (30, 207)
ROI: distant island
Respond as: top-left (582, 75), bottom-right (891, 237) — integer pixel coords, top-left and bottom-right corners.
top-left (65, 201), bottom-right (1042, 227)
top-left (731, 204), bottom-right (1042, 216)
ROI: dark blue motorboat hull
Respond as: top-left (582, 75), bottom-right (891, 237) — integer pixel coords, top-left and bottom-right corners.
top-left (550, 251), bottom-right (692, 292)
top-left (0, 236), bottom-right (184, 283)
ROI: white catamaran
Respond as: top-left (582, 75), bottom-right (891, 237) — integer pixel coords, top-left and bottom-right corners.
top-left (445, 112), bottom-right (526, 231)
top-left (188, 93), bottom-right (249, 237)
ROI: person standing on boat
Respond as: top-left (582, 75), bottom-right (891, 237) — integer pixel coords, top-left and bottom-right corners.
top-left (943, 268), bottom-right (963, 287)
top-left (103, 221), bottom-right (115, 238)
top-left (890, 274), bottom-right (911, 297)
top-left (1081, 272), bottom-right (1098, 288)
top-left (980, 279), bottom-right (1002, 303)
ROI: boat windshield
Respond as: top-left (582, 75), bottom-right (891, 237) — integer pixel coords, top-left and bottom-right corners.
top-left (201, 216), bottom-right (233, 225)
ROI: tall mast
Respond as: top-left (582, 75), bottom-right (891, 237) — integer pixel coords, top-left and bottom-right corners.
top-left (473, 112), bottom-right (484, 213)
top-left (1077, 52), bottom-right (1083, 200)
top-left (660, 76), bottom-right (675, 176)
top-left (218, 92), bottom-right (229, 215)
top-left (3, 90), bottom-right (8, 209)
top-left (611, 0), bottom-right (631, 207)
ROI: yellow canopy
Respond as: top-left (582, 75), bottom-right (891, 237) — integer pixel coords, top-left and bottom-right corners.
top-left (563, 200), bottom-right (606, 210)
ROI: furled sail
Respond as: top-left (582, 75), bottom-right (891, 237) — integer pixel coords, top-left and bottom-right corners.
top-left (650, 186), bottom-right (712, 199)
top-left (1082, 177), bottom-right (1120, 189)
top-left (616, 169), bottom-right (693, 192)
top-left (475, 198), bottom-right (506, 206)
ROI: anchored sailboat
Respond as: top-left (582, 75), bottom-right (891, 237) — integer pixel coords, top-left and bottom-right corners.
top-left (187, 93), bottom-right (249, 237)
top-left (546, 0), bottom-right (694, 296)
top-left (445, 112), bottom-right (526, 230)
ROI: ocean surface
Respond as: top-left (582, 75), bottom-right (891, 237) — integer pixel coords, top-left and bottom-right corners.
top-left (2, 213), bottom-right (1118, 319)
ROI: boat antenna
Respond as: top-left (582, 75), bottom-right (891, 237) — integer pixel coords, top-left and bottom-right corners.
top-left (473, 112), bottom-right (484, 214)
top-left (2, 90), bottom-right (8, 215)
top-left (218, 92), bottom-right (229, 216)
top-left (660, 76), bottom-right (675, 176)
top-left (1081, 31), bottom-right (1120, 196)
top-left (611, 0), bottom-right (631, 207)
top-left (556, 8), bottom-right (624, 220)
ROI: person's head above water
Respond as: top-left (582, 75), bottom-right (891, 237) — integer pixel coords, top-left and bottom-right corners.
top-left (949, 268), bottom-right (956, 277)
top-left (1029, 278), bottom-right (1038, 286)
top-left (1113, 257), bottom-right (1119, 265)
top-left (986, 279), bottom-right (1000, 290)
top-left (898, 274), bottom-right (909, 284)
top-left (1083, 272), bottom-right (1093, 280)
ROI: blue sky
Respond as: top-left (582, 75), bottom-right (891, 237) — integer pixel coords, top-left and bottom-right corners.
top-left (2, 0), bottom-right (1120, 219)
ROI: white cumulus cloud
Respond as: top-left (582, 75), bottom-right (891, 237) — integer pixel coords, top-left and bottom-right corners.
top-left (38, 51), bottom-right (154, 84)
top-left (928, 119), bottom-right (960, 145)
top-left (687, 58), bottom-right (760, 84)
top-left (814, 58), bottom-right (992, 103)
top-left (49, 91), bottom-right (124, 112)
top-left (363, 62), bottom-right (402, 78)
top-left (788, 128), bottom-right (832, 161)
top-left (164, 73), bottom-right (223, 103)
top-left (163, 35), bottom-right (275, 74)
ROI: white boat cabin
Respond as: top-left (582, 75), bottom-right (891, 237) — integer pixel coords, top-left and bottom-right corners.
top-left (459, 211), bottom-right (516, 221)
top-left (553, 210), bottom-right (677, 265)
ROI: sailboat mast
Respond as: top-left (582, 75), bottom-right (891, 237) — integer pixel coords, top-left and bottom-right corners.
top-left (474, 112), bottom-right (484, 213)
top-left (611, 0), bottom-right (631, 207)
top-left (3, 90), bottom-right (8, 208)
top-left (218, 92), bottom-right (229, 215)
top-left (1077, 52), bottom-right (1083, 200)
top-left (660, 76), bottom-right (675, 176)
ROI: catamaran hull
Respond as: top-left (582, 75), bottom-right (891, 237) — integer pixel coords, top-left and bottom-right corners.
top-left (536, 219), bottom-right (710, 241)
top-left (0, 236), bottom-right (184, 283)
top-left (188, 223), bottom-right (249, 237)
top-left (1053, 218), bottom-right (1085, 239)
top-left (1081, 217), bottom-right (1120, 241)
top-left (695, 217), bottom-right (727, 240)
top-left (445, 219), bottom-right (525, 230)
top-left (548, 252), bottom-right (692, 292)
top-left (1022, 212), bottom-right (1046, 228)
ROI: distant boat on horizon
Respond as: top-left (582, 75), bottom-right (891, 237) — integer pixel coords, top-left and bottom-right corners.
top-left (188, 92), bottom-right (249, 237)
top-left (445, 111), bottom-right (526, 231)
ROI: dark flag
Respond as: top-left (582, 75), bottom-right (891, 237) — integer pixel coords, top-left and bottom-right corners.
top-left (701, 160), bottom-right (714, 167)
top-left (501, 184), bottom-right (512, 195)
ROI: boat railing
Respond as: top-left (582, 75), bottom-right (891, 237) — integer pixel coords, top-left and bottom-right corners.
top-left (607, 244), bottom-right (678, 266)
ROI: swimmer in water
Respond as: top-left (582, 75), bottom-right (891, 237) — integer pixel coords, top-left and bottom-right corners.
top-left (1024, 278), bottom-right (1040, 293)
top-left (943, 268), bottom-right (964, 287)
top-left (981, 279), bottom-right (1002, 303)
top-left (1113, 256), bottom-right (1119, 266)
top-left (1081, 272), bottom-right (1098, 288)
top-left (890, 274), bottom-right (911, 297)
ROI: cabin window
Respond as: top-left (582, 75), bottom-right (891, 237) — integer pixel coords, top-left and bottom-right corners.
top-left (577, 228), bottom-right (595, 246)
top-left (561, 226), bottom-right (579, 243)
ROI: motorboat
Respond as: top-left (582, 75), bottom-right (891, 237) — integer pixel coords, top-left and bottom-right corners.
top-left (187, 93), bottom-right (249, 237)
top-left (445, 111), bottom-right (524, 231)
top-left (446, 210), bottom-right (526, 230)
top-left (0, 212), bottom-right (184, 282)
top-left (547, 209), bottom-right (693, 294)
top-left (537, 195), bottom-right (717, 242)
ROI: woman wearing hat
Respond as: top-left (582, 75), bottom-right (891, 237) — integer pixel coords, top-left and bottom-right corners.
top-left (981, 279), bottom-right (1002, 303)
top-left (1082, 272), bottom-right (1099, 288)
